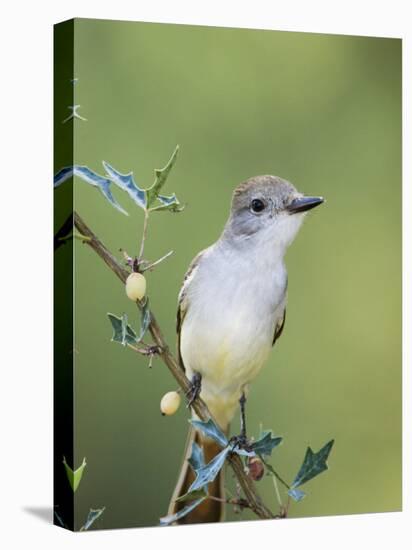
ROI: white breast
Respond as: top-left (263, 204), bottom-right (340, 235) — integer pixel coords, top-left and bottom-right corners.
top-left (180, 241), bottom-right (287, 428)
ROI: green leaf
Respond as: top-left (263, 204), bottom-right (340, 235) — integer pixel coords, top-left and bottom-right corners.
top-left (189, 446), bottom-right (231, 492)
top-left (288, 488), bottom-right (306, 502)
top-left (190, 418), bottom-right (228, 448)
top-left (146, 145), bottom-right (179, 208)
top-left (63, 457), bottom-right (86, 492)
top-left (108, 302), bottom-right (151, 347)
top-left (188, 441), bottom-right (205, 472)
top-left (57, 229), bottom-right (91, 243)
top-left (251, 430), bottom-right (282, 457)
top-left (160, 497), bottom-right (206, 526)
top-left (81, 507), bottom-right (105, 531)
top-left (149, 193), bottom-right (185, 213)
top-left (291, 439), bottom-right (335, 489)
top-left (175, 488), bottom-right (208, 503)
top-left (55, 150), bottom-right (184, 216)
top-left (107, 313), bottom-right (139, 346)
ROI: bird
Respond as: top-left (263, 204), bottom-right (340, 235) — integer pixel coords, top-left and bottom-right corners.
top-left (168, 175), bottom-right (324, 523)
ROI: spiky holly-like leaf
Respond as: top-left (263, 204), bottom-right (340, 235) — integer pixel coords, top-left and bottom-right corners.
top-left (150, 193), bottom-right (185, 213)
top-left (189, 446), bottom-right (231, 492)
top-left (160, 497), bottom-right (206, 526)
top-left (250, 430), bottom-right (282, 457)
top-left (102, 161), bottom-right (147, 210)
top-left (54, 166), bottom-right (74, 187)
top-left (81, 508), bottom-right (105, 531)
top-left (55, 146), bottom-right (183, 215)
top-left (54, 165), bottom-right (128, 215)
top-left (63, 457), bottom-right (86, 492)
top-left (188, 441), bottom-right (205, 472)
top-left (190, 418), bottom-right (228, 449)
top-left (288, 488), bottom-right (306, 502)
top-left (107, 313), bottom-right (139, 346)
top-left (290, 440), bottom-right (335, 489)
top-left (146, 146), bottom-right (179, 208)
top-left (108, 301), bottom-right (151, 347)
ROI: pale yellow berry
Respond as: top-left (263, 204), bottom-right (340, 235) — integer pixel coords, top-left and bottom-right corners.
top-left (125, 272), bottom-right (146, 301)
top-left (160, 391), bottom-right (181, 416)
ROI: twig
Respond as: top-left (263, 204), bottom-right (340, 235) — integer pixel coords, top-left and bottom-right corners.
top-left (127, 343), bottom-right (161, 356)
top-left (140, 250), bottom-right (174, 272)
top-left (259, 454), bottom-right (290, 490)
top-left (208, 495), bottom-right (250, 510)
top-left (271, 472), bottom-right (283, 508)
top-left (283, 495), bottom-right (291, 518)
top-left (138, 209), bottom-right (149, 259)
top-left (73, 210), bottom-right (274, 521)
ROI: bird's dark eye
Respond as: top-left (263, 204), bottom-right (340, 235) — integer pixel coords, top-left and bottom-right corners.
top-left (250, 199), bottom-right (266, 213)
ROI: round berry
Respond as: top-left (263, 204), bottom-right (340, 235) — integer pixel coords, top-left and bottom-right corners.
top-left (125, 272), bottom-right (146, 301)
top-left (247, 456), bottom-right (265, 481)
top-left (160, 391), bottom-right (181, 416)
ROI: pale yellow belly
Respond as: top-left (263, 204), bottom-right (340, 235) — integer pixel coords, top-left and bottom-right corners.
top-left (180, 309), bottom-right (274, 429)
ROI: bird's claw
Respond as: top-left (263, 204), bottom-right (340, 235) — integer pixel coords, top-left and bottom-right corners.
top-left (186, 373), bottom-right (202, 408)
top-left (229, 434), bottom-right (252, 452)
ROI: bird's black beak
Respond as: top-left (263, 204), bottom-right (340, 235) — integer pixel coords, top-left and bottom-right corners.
top-left (287, 196), bottom-right (324, 214)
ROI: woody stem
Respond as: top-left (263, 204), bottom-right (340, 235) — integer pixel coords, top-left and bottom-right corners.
top-left (239, 392), bottom-right (247, 439)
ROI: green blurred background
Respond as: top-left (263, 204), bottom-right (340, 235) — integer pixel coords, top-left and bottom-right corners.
top-left (65, 18), bottom-right (401, 529)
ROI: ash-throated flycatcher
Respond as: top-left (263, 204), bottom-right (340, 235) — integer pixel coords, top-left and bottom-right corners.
top-left (168, 175), bottom-right (324, 523)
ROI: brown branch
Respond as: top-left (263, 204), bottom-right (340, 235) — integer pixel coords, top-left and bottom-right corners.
top-left (208, 495), bottom-right (250, 511)
top-left (73, 210), bottom-right (275, 520)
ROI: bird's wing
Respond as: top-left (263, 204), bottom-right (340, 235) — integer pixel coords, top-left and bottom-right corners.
top-left (272, 308), bottom-right (286, 346)
top-left (176, 249), bottom-right (206, 372)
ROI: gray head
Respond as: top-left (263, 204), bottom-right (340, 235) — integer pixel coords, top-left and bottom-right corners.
top-left (222, 175), bottom-right (324, 250)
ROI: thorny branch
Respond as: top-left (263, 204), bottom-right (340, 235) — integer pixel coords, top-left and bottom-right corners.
top-left (73, 210), bottom-right (275, 520)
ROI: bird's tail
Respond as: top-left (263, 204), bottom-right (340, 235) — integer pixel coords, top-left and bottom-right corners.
top-left (167, 425), bottom-right (226, 524)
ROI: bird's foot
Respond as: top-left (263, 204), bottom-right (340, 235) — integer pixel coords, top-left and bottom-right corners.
top-left (229, 392), bottom-right (252, 451)
top-left (229, 433), bottom-right (253, 453)
top-left (186, 372), bottom-right (202, 408)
